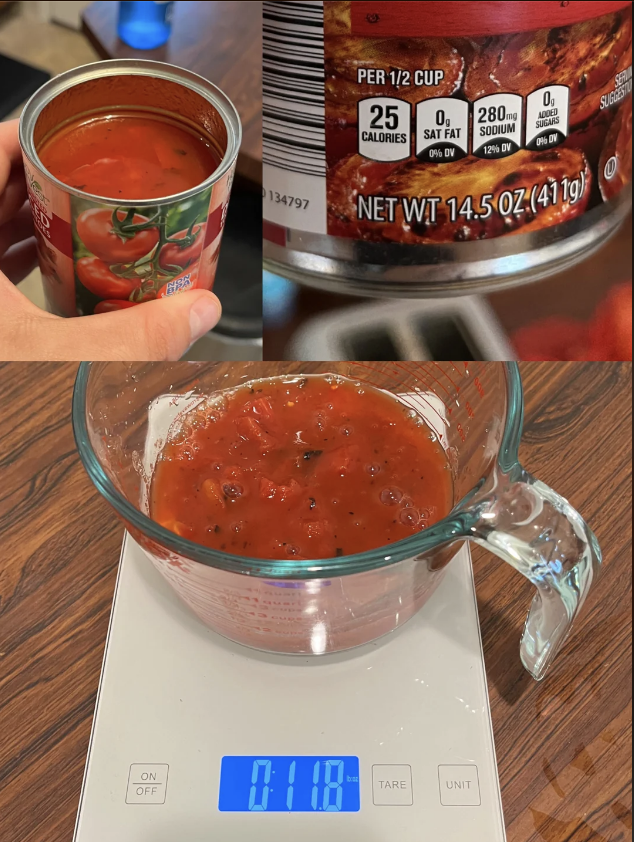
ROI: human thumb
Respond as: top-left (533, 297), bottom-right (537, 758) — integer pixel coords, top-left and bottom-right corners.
top-left (39, 290), bottom-right (222, 361)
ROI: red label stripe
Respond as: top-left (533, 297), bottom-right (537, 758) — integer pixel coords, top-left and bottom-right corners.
top-left (263, 220), bottom-right (287, 247)
top-left (350, 1), bottom-right (632, 38)
top-left (204, 202), bottom-right (225, 249)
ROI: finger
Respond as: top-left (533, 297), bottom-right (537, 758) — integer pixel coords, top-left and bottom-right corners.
top-left (0, 170), bottom-right (28, 228)
top-left (0, 238), bottom-right (38, 285)
top-left (36, 290), bottom-right (222, 361)
top-left (0, 273), bottom-right (58, 362)
top-left (0, 120), bottom-right (23, 168)
top-left (0, 205), bottom-right (35, 257)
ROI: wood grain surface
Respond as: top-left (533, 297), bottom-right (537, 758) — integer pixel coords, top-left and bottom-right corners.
top-left (82, 0), bottom-right (263, 186)
top-left (0, 362), bottom-right (631, 842)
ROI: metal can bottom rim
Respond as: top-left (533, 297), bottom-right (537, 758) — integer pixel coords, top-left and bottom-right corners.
top-left (264, 190), bottom-right (631, 299)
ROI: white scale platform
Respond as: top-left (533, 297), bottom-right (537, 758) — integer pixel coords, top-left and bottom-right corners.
top-left (73, 537), bottom-right (507, 842)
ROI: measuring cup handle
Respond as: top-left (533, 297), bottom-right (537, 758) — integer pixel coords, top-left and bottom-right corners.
top-left (468, 466), bottom-right (602, 681)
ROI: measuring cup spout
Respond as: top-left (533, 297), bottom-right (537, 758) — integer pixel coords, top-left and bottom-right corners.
top-left (466, 465), bottom-right (602, 681)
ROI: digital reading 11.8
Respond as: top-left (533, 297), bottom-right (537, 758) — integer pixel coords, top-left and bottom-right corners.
top-left (218, 757), bottom-right (361, 813)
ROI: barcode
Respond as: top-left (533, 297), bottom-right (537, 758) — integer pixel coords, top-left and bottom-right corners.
top-left (263, 0), bottom-right (326, 178)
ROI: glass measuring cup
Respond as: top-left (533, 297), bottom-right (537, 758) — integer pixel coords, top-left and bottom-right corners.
top-left (73, 362), bottom-right (601, 681)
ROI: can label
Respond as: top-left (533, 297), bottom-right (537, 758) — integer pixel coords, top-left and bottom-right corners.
top-left (24, 161), bottom-right (234, 317)
top-left (263, 1), bottom-right (632, 246)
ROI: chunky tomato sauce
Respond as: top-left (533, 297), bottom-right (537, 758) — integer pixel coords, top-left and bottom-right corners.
top-left (151, 376), bottom-right (453, 561)
top-left (38, 111), bottom-right (220, 200)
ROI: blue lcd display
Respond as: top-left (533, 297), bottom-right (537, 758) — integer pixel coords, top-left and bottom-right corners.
top-left (219, 756), bottom-right (361, 813)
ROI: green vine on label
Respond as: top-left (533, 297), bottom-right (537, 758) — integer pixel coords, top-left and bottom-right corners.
top-left (107, 205), bottom-right (205, 297)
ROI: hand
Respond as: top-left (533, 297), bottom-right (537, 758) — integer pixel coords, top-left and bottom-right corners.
top-left (0, 120), bottom-right (222, 361)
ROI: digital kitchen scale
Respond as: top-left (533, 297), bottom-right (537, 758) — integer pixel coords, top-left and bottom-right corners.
top-left (73, 536), bottom-right (507, 842)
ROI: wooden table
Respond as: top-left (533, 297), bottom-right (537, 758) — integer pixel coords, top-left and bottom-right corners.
top-left (82, 1), bottom-right (262, 187)
top-left (0, 362), bottom-right (631, 842)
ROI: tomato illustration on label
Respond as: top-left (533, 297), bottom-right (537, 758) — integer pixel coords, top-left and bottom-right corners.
top-left (158, 223), bottom-right (206, 270)
top-left (76, 257), bottom-right (143, 299)
top-left (70, 184), bottom-right (216, 314)
top-left (76, 209), bottom-right (161, 263)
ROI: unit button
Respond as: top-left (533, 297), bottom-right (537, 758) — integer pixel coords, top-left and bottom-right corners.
top-left (126, 764), bottom-right (169, 805)
top-left (438, 765), bottom-right (481, 806)
top-left (372, 765), bottom-right (413, 806)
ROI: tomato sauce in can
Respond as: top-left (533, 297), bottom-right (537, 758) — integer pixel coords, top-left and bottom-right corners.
top-left (20, 60), bottom-right (241, 317)
top-left (263, 0), bottom-right (633, 296)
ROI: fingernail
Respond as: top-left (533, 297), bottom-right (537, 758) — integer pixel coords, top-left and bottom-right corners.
top-left (189, 295), bottom-right (221, 343)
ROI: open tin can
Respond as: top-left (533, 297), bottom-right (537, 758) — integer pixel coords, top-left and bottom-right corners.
top-left (263, 0), bottom-right (632, 297)
top-left (20, 59), bottom-right (241, 317)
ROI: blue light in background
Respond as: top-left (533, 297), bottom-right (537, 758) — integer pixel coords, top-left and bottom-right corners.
top-left (118, 2), bottom-right (174, 51)
top-left (263, 272), bottom-right (299, 328)
top-left (219, 756), bottom-right (361, 813)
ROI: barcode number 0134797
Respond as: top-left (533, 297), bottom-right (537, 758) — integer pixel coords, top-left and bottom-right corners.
top-left (264, 190), bottom-right (311, 210)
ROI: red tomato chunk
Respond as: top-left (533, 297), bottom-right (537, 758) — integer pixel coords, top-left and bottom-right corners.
top-left (151, 376), bottom-right (453, 561)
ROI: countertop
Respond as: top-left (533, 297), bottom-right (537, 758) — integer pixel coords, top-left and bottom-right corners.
top-left (0, 362), bottom-right (631, 842)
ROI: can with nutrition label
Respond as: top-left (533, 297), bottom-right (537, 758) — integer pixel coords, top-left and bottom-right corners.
top-left (263, 1), bottom-right (633, 297)
top-left (19, 60), bottom-right (241, 317)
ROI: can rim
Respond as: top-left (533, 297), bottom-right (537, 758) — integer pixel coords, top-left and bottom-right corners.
top-left (19, 58), bottom-right (242, 206)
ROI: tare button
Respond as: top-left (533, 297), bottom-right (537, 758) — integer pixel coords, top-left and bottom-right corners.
top-left (438, 765), bottom-right (481, 807)
top-left (372, 765), bottom-right (414, 806)
top-left (126, 764), bottom-right (169, 805)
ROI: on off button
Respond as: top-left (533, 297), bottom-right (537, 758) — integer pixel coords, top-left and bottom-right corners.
top-left (126, 764), bottom-right (169, 805)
